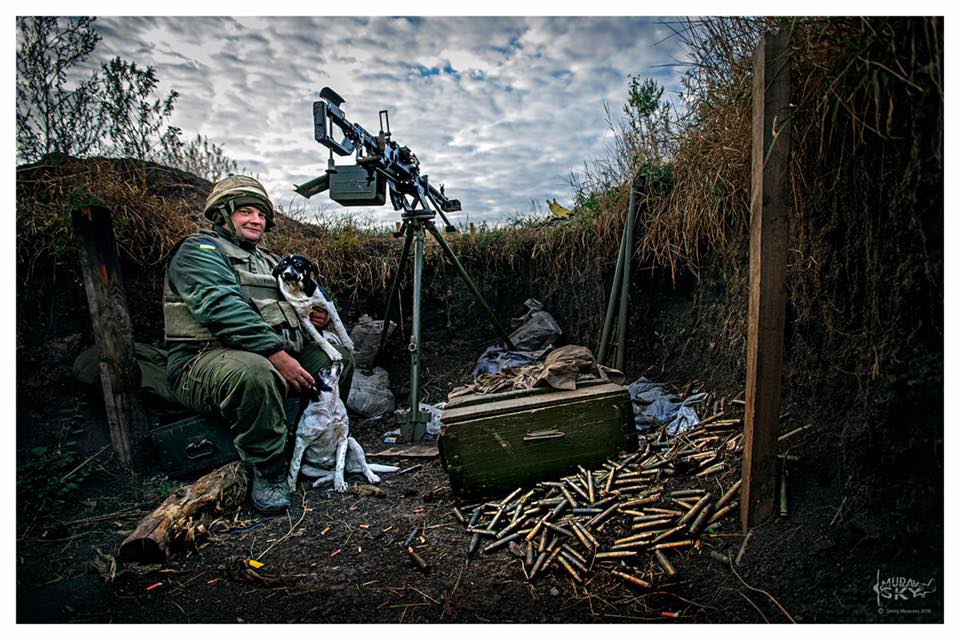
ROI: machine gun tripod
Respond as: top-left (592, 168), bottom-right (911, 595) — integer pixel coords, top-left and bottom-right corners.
top-left (296, 87), bottom-right (515, 442)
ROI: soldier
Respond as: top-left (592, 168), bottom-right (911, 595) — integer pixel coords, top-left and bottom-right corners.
top-left (164, 176), bottom-right (354, 514)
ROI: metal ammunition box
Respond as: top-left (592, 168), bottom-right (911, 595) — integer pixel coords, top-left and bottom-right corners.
top-left (438, 381), bottom-right (638, 497)
top-left (329, 165), bottom-right (386, 206)
top-left (150, 398), bottom-right (301, 478)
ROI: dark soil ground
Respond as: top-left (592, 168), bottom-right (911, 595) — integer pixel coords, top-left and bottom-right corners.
top-left (16, 289), bottom-right (943, 624)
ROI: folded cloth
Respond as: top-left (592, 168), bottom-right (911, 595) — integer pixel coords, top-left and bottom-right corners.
top-left (449, 345), bottom-right (625, 397)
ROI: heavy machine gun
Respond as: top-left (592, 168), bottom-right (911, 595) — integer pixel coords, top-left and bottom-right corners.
top-left (295, 87), bottom-right (515, 442)
top-left (295, 86), bottom-right (460, 229)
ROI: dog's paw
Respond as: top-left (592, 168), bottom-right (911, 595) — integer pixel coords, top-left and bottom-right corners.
top-left (334, 478), bottom-right (349, 493)
top-left (365, 471), bottom-right (381, 484)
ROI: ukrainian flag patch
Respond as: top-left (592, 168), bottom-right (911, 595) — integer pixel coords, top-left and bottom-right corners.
top-left (196, 242), bottom-right (217, 251)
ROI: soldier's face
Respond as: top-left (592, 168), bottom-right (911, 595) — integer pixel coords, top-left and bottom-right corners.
top-left (230, 206), bottom-right (267, 242)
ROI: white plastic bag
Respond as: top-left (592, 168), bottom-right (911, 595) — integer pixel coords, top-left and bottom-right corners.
top-left (346, 367), bottom-right (395, 417)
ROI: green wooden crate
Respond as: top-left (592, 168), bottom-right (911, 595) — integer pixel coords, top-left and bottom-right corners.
top-left (438, 381), bottom-right (638, 498)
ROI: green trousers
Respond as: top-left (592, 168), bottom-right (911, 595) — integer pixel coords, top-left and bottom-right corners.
top-left (170, 342), bottom-right (355, 465)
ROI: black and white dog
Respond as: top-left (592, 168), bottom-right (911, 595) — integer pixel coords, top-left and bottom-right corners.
top-left (287, 361), bottom-right (398, 492)
top-left (272, 254), bottom-right (355, 362)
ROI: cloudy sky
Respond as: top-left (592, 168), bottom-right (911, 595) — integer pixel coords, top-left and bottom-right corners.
top-left (85, 16), bottom-right (688, 226)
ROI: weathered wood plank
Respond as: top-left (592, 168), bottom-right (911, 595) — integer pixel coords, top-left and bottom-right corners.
top-left (72, 205), bottom-right (149, 470)
top-left (742, 31), bottom-right (792, 531)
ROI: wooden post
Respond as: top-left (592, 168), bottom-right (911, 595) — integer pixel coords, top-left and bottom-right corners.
top-left (469, 222), bottom-right (476, 244)
top-left (741, 30), bottom-right (792, 531)
top-left (72, 205), bottom-right (149, 470)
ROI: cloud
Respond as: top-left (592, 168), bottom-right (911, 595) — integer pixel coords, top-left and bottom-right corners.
top-left (89, 16), bottom-right (687, 226)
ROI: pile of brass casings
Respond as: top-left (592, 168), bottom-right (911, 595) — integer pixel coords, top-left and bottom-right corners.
top-left (452, 412), bottom-right (746, 589)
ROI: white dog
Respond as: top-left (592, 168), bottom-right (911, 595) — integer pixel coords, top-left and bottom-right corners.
top-left (273, 254), bottom-right (355, 362)
top-left (287, 361), bottom-right (398, 493)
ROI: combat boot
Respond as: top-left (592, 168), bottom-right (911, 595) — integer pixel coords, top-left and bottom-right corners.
top-left (251, 456), bottom-right (291, 514)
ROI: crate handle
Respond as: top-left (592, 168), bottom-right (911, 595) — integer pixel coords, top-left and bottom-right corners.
top-left (185, 437), bottom-right (217, 459)
top-left (523, 430), bottom-right (565, 442)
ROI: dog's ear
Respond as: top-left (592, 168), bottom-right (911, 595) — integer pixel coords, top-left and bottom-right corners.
top-left (272, 256), bottom-right (290, 279)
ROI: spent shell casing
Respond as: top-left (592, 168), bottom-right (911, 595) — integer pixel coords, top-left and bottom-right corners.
top-left (689, 503), bottom-right (715, 535)
top-left (779, 467), bottom-right (789, 518)
top-left (468, 533), bottom-right (480, 555)
top-left (499, 487), bottom-right (523, 508)
top-left (620, 495), bottom-right (662, 508)
top-left (550, 498), bottom-right (568, 519)
top-left (629, 512), bottom-right (671, 521)
top-left (510, 503), bottom-right (524, 524)
top-left (559, 485), bottom-right (580, 509)
top-left (715, 479), bottom-right (742, 510)
top-left (615, 532), bottom-right (655, 545)
top-left (560, 543), bottom-right (588, 565)
top-left (542, 545), bottom-right (564, 571)
top-left (587, 502), bottom-right (619, 528)
top-left (468, 508), bottom-right (482, 527)
top-left (529, 547), bottom-right (548, 580)
top-left (605, 466), bottom-right (617, 493)
top-left (708, 549), bottom-right (731, 566)
top-left (525, 540), bottom-right (535, 567)
top-left (589, 494), bottom-right (618, 509)
top-left (405, 546), bottom-right (429, 572)
top-left (595, 550), bottom-right (638, 560)
top-left (708, 502), bottom-right (738, 525)
top-left (645, 506), bottom-right (681, 515)
top-left (610, 540), bottom-right (650, 551)
top-left (560, 549), bottom-right (588, 574)
top-left (465, 528), bottom-right (498, 537)
top-left (652, 539), bottom-right (696, 551)
top-left (695, 463), bottom-right (725, 478)
top-left (486, 507), bottom-right (505, 531)
top-left (452, 506), bottom-right (466, 525)
top-left (678, 493), bottom-right (712, 525)
top-left (535, 497), bottom-right (565, 507)
top-left (670, 488), bottom-right (708, 498)
top-left (544, 521), bottom-right (575, 538)
top-left (572, 508), bottom-right (602, 515)
top-left (617, 484), bottom-right (653, 495)
top-left (587, 471), bottom-right (595, 503)
top-left (483, 532), bottom-right (521, 553)
top-left (573, 521), bottom-right (599, 547)
top-left (496, 516), bottom-right (527, 539)
top-left (569, 521), bottom-right (591, 549)
top-left (612, 570), bottom-right (651, 589)
top-left (630, 518), bottom-right (673, 532)
top-left (402, 525), bottom-right (421, 549)
top-left (556, 554), bottom-right (583, 583)
top-left (538, 524), bottom-right (549, 552)
top-left (526, 517), bottom-right (546, 541)
top-left (566, 478), bottom-right (591, 502)
top-left (650, 525), bottom-right (687, 545)
top-left (654, 550), bottom-right (677, 577)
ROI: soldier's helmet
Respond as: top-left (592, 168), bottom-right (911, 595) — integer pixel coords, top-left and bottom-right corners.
top-left (203, 175), bottom-right (276, 231)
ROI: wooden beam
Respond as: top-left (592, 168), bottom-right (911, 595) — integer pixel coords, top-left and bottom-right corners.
top-left (741, 31), bottom-right (792, 531)
top-left (72, 205), bottom-right (149, 470)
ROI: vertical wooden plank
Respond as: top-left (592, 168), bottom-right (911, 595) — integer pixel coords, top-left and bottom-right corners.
top-left (72, 205), bottom-right (148, 470)
top-left (741, 31), bottom-right (792, 531)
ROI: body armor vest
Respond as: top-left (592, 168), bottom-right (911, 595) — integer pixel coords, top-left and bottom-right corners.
top-left (163, 230), bottom-right (304, 352)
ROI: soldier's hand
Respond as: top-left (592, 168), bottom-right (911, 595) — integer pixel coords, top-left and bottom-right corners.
top-left (267, 351), bottom-right (315, 393)
top-left (309, 307), bottom-right (330, 329)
